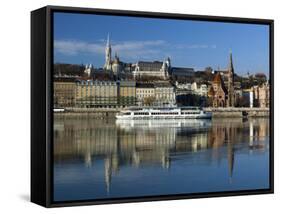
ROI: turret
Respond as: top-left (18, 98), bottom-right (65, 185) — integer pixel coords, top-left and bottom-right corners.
top-left (161, 57), bottom-right (170, 79)
top-left (166, 57), bottom-right (171, 68)
top-left (84, 64), bottom-right (93, 77)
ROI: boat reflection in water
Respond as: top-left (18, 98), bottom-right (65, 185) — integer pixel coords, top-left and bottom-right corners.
top-left (53, 117), bottom-right (269, 202)
top-left (115, 118), bottom-right (211, 129)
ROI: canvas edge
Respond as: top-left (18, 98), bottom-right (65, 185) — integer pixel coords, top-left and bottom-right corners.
top-left (30, 5), bottom-right (274, 208)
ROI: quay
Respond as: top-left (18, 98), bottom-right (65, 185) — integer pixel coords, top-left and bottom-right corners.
top-left (54, 107), bottom-right (270, 118)
top-left (54, 107), bottom-right (119, 119)
top-left (204, 107), bottom-right (270, 118)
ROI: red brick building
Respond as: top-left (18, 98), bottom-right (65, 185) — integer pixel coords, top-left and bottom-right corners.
top-left (208, 72), bottom-right (227, 107)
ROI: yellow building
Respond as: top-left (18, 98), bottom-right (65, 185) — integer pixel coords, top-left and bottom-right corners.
top-left (118, 81), bottom-right (136, 107)
top-left (53, 80), bottom-right (76, 107)
top-left (136, 83), bottom-right (155, 106)
top-left (75, 80), bottom-right (118, 108)
top-left (252, 82), bottom-right (270, 108)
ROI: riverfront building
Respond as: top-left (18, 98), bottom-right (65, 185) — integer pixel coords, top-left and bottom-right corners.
top-left (154, 82), bottom-right (176, 106)
top-left (252, 82), bottom-right (270, 108)
top-left (136, 83), bottom-right (155, 106)
top-left (208, 72), bottom-right (227, 107)
top-left (118, 81), bottom-right (136, 107)
top-left (208, 53), bottom-right (236, 107)
top-left (191, 82), bottom-right (208, 97)
top-left (53, 78), bottom-right (76, 108)
top-left (75, 80), bottom-right (118, 108)
top-left (53, 38), bottom-right (269, 110)
top-left (135, 82), bottom-right (175, 107)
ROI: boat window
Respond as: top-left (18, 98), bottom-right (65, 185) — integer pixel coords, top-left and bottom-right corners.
top-left (151, 112), bottom-right (179, 115)
top-left (134, 112), bottom-right (149, 115)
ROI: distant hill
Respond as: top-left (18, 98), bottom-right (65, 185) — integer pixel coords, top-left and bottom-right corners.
top-left (53, 63), bottom-right (267, 89)
top-left (54, 63), bottom-right (85, 76)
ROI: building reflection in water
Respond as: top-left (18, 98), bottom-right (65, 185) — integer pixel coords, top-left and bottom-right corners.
top-left (54, 117), bottom-right (269, 193)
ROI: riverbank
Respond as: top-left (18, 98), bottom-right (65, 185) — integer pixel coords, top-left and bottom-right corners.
top-left (54, 107), bottom-right (270, 119)
top-left (204, 107), bottom-right (270, 118)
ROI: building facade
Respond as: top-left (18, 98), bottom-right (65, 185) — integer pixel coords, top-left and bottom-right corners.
top-left (132, 58), bottom-right (170, 80)
top-left (53, 80), bottom-right (76, 108)
top-left (118, 81), bottom-right (136, 107)
top-left (170, 67), bottom-right (195, 79)
top-left (75, 80), bottom-right (118, 108)
top-left (208, 53), bottom-right (237, 108)
top-left (208, 72), bottom-right (227, 107)
top-left (252, 82), bottom-right (270, 108)
top-left (175, 82), bottom-right (192, 90)
top-left (154, 82), bottom-right (176, 106)
top-left (195, 84), bottom-right (208, 97)
top-left (136, 83), bottom-right (155, 106)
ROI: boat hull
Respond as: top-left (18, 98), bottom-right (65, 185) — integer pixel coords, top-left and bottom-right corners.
top-left (116, 112), bottom-right (212, 120)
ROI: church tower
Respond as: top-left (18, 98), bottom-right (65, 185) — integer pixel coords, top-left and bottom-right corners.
top-left (161, 57), bottom-right (171, 80)
top-left (227, 52), bottom-right (235, 107)
top-left (104, 34), bottom-right (112, 71)
top-left (112, 52), bottom-right (122, 78)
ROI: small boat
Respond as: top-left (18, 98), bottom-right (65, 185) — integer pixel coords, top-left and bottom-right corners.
top-left (116, 106), bottom-right (212, 120)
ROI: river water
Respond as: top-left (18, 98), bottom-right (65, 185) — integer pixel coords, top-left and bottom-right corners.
top-left (53, 117), bottom-right (270, 202)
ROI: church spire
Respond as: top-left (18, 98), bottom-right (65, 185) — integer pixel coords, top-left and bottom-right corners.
top-left (229, 50), bottom-right (234, 72)
top-left (227, 51), bottom-right (235, 107)
top-left (104, 33), bottom-right (112, 71)
top-left (106, 33), bottom-right (110, 47)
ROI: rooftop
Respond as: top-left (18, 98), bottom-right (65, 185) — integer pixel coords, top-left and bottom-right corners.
top-left (136, 82), bottom-right (155, 88)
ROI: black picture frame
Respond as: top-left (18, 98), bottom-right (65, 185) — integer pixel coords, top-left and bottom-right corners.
top-left (31, 5), bottom-right (274, 208)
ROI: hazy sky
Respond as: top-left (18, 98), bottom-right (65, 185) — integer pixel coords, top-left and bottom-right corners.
top-left (54, 12), bottom-right (270, 76)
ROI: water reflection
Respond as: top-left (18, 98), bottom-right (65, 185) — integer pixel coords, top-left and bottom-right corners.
top-left (54, 117), bottom-right (269, 200)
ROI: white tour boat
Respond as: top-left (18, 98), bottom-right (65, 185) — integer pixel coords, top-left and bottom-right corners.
top-left (116, 107), bottom-right (212, 120)
top-left (53, 108), bottom-right (65, 113)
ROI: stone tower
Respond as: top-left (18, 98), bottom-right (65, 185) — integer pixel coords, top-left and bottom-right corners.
top-left (227, 52), bottom-right (235, 107)
top-left (84, 64), bottom-right (92, 77)
top-left (104, 34), bottom-right (112, 71)
top-left (112, 52), bottom-right (122, 77)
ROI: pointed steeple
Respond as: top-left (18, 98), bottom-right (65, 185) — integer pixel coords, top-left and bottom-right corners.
top-left (227, 51), bottom-right (235, 107)
top-left (106, 33), bottom-right (110, 47)
top-left (104, 33), bottom-right (112, 71)
top-left (229, 50), bottom-right (234, 72)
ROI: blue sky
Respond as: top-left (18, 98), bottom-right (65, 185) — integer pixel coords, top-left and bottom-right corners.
top-left (54, 12), bottom-right (270, 76)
